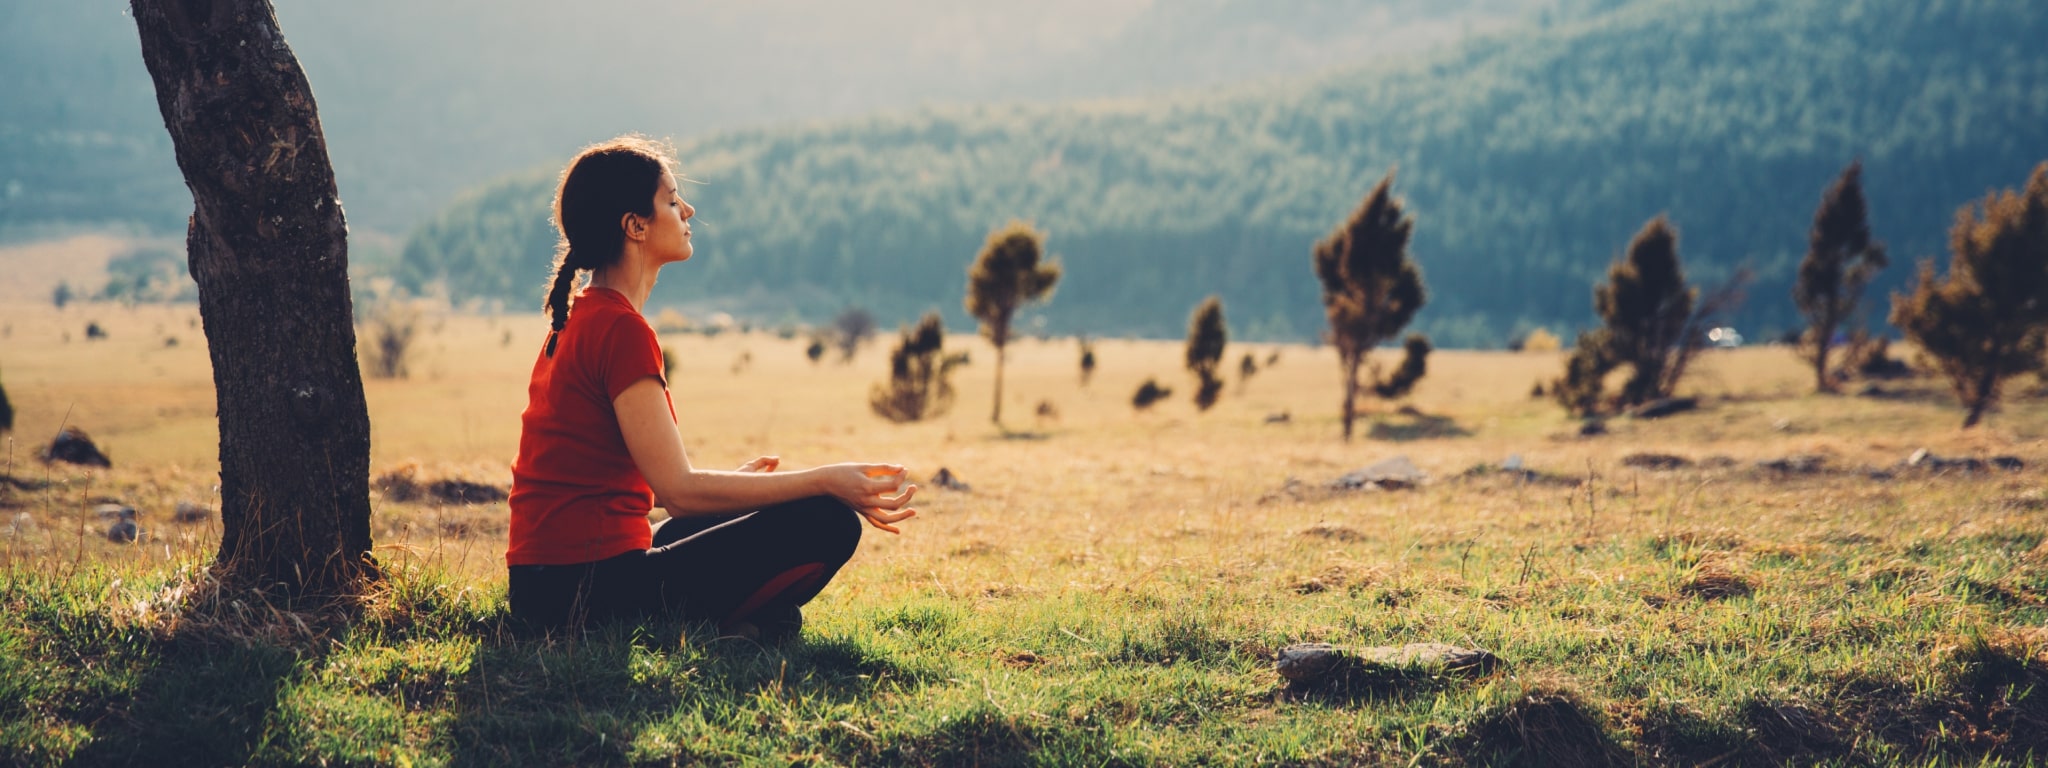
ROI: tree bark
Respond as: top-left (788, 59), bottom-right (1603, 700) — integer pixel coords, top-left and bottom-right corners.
top-left (1963, 365), bottom-right (1999, 429)
top-left (131, 0), bottom-right (376, 599)
top-left (1811, 324), bottom-right (1836, 393)
top-left (992, 343), bottom-right (1007, 426)
top-left (1341, 353), bottom-right (1360, 442)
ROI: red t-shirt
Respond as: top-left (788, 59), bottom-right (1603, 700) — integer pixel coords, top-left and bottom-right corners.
top-left (507, 287), bottom-right (675, 566)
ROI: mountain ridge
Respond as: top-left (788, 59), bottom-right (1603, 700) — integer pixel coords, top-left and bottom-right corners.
top-left (404, 0), bottom-right (2048, 346)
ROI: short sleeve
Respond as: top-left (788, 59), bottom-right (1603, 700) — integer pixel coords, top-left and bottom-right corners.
top-left (597, 312), bottom-right (666, 402)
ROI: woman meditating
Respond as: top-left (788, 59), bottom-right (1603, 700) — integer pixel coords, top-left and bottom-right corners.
top-left (507, 136), bottom-right (916, 640)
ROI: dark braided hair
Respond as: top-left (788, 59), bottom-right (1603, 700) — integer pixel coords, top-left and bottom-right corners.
top-left (542, 136), bottom-right (674, 356)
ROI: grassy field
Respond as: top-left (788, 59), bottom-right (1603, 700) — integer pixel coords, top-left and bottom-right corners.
top-left (2, 299), bottom-right (2046, 766)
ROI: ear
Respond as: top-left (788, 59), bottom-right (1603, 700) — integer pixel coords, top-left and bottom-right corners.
top-left (620, 211), bottom-right (647, 242)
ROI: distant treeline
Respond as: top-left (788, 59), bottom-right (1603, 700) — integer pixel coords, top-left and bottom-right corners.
top-left (398, 0), bottom-right (2046, 346)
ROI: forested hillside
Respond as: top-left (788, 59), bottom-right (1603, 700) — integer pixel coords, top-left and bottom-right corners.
top-left (405, 0), bottom-right (2048, 346)
top-left (0, 0), bottom-right (1578, 237)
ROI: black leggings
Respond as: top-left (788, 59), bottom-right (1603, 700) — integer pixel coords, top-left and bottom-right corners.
top-left (507, 495), bottom-right (863, 631)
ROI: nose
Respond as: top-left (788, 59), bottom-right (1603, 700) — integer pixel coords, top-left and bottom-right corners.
top-left (682, 201), bottom-right (695, 221)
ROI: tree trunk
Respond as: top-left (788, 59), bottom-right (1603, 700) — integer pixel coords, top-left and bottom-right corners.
top-left (992, 342), bottom-right (1007, 426)
top-left (131, 0), bottom-right (376, 599)
top-left (1811, 325), bottom-right (1835, 393)
top-left (1812, 341), bottom-right (1831, 393)
top-left (1340, 354), bottom-right (1360, 442)
top-left (1962, 365), bottom-right (1999, 429)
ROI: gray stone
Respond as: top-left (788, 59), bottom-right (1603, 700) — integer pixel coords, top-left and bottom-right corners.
top-left (173, 500), bottom-right (213, 523)
top-left (1331, 455), bottom-right (1427, 490)
top-left (1276, 641), bottom-right (1502, 683)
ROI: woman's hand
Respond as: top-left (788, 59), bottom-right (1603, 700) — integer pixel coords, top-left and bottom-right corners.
top-left (813, 463), bottom-right (918, 534)
top-left (736, 456), bottom-right (780, 473)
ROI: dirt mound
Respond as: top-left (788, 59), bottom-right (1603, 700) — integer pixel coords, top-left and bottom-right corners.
top-left (374, 463), bottom-right (508, 505)
top-left (41, 426), bottom-right (111, 468)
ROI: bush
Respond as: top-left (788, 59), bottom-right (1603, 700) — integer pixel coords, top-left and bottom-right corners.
top-left (1890, 162), bottom-right (2048, 428)
top-left (869, 313), bottom-right (957, 423)
top-left (1518, 327), bottom-right (1562, 352)
top-left (832, 307), bottom-right (876, 363)
top-left (358, 281), bottom-right (429, 380)
top-left (1132, 378), bottom-right (1172, 411)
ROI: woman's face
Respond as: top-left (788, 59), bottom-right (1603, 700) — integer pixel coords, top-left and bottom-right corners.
top-left (644, 171), bottom-right (695, 263)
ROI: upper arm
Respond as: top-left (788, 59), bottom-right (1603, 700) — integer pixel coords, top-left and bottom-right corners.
top-left (614, 376), bottom-right (690, 494)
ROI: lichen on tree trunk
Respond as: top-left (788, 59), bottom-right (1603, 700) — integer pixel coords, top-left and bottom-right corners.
top-left (131, 0), bottom-right (376, 599)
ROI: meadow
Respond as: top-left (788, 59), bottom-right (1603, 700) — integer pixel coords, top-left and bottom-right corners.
top-left (1, 300), bottom-right (2045, 766)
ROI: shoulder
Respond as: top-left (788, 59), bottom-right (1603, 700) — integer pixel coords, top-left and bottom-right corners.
top-left (571, 290), bottom-right (653, 338)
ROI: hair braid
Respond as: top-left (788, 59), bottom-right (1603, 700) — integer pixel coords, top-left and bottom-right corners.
top-left (541, 248), bottom-right (582, 357)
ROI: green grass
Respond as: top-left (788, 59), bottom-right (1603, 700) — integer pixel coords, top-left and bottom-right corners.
top-left (4, 501), bottom-right (2044, 767)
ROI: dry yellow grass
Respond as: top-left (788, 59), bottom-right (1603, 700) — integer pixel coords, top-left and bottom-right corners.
top-left (3, 298), bottom-right (2043, 583)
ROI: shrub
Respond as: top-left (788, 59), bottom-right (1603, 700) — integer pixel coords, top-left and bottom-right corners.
top-left (1132, 378), bottom-right (1171, 411)
top-left (869, 312), bottom-right (957, 423)
top-left (1079, 338), bottom-right (1096, 387)
top-left (1520, 327), bottom-right (1562, 352)
top-left (1891, 162), bottom-right (2048, 428)
top-left (832, 307), bottom-right (875, 363)
top-left (358, 281), bottom-right (428, 380)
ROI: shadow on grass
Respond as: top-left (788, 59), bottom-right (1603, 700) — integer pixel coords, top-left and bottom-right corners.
top-left (48, 598), bottom-right (347, 767)
top-left (1, 563), bottom-right (933, 768)
top-left (1367, 410), bottom-right (1474, 442)
top-left (444, 615), bottom-right (931, 767)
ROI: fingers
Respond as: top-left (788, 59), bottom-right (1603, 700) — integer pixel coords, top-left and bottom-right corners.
top-left (857, 506), bottom-right (916, 534)
top-left (867, 483), bottom-right (917, 510)
top-left (864, 506), bottom-right (916, 524)
top-left (738, 456), bottom-right (780, 472)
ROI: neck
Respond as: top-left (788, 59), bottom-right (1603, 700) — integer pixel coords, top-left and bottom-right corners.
top-left (589, 248), bottom-right (659, 312)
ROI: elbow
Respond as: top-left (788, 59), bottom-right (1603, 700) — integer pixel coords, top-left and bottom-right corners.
top-left (652, 473), bottom-right (721, 517)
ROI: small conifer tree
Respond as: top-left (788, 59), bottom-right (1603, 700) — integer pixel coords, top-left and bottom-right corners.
top-left (966, 220), bottom-right (1062, 425)
top-left (1554, 216), bottom-right (1744, 415)
top-left (1185, 296), bottom-right (1227, 411)
top-left (1891, 162), bottom-right (2048, 428)
top-left (1238, 353), bottom-right (1259, 393)
top-left (805, 336), bottom-right (826, 364)
top-left (869, 312), bottom-right (957, 423)
top-left (1312, 170), bottom-right (1429, 440)
top-left (1795, 161), bottom-right (1888, 392)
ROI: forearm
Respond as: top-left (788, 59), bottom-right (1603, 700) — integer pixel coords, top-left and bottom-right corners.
top-left (654, 467), bottom-right (827, 517)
